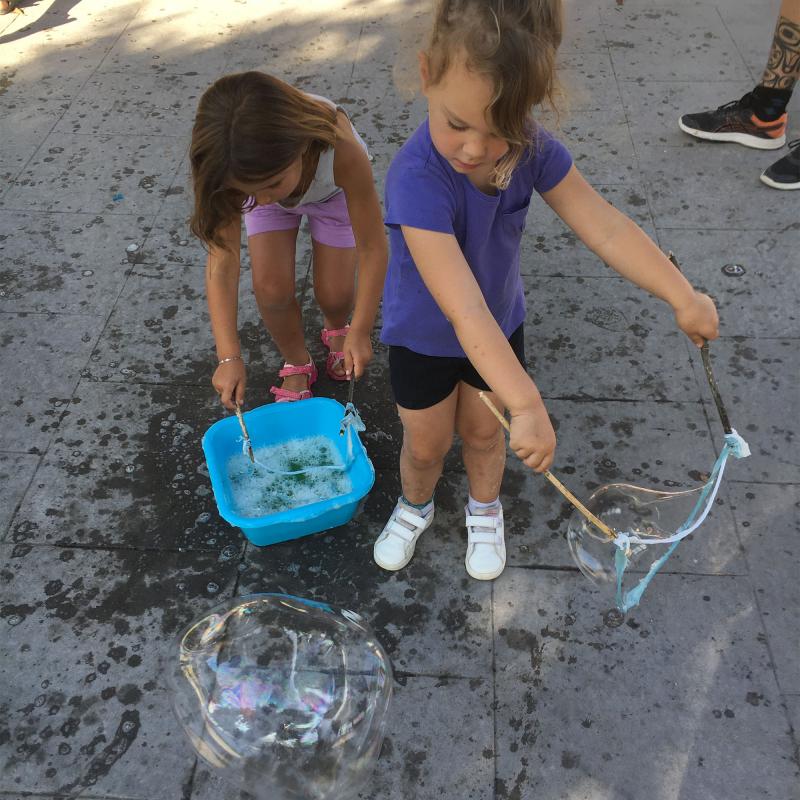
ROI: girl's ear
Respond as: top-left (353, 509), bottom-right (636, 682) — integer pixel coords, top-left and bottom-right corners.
top-left (417, 51), bottom-right (431, 93)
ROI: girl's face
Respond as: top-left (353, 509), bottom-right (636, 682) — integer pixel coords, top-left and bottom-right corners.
top-left (420, 52), bottom-right (509, 187)
top-left (229, 155), bottom-right (304, 206)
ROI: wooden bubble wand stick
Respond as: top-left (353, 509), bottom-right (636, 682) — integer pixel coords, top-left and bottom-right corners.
top-left (478, 391), bottom-right (617, 542)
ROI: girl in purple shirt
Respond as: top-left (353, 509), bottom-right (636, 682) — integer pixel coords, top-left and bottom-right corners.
top-left (374, 0), bottom-right (720, 581)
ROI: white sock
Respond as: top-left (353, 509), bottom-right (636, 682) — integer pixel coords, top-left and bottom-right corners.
top-left (468, 495), bottom-right (501, 515)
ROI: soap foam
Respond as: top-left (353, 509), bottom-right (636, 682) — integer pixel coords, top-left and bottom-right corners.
top-left (227, 436), bottom-right (352, 517)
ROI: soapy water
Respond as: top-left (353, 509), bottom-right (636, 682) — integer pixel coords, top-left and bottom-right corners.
top-left (227, 436), bottom-right (352, 518)
top-left (169, 594), bottom-right (392, 800)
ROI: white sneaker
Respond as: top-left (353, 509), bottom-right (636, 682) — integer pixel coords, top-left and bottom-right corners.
top-left (464, 504), bottom-right (506, 580)
top-left (374, 500), bottom-right (434, 571)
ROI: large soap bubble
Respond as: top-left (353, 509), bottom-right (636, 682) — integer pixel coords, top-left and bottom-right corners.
top-left (567, 482), bottom-right (709, 586)
top-left (169, 594), bottom-right (392, 799)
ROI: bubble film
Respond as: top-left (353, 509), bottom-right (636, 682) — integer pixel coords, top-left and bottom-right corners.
top-left (567, 482), bottom-right (708, 585)
top-left (169, 594), bottom-right (392, 799)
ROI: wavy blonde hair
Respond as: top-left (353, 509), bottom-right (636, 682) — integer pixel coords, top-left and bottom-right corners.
top-left (425, 0), bottom-right (563, 189)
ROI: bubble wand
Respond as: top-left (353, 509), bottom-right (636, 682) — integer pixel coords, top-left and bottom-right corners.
top-left (477, 391), bottom-right (618, 542)
top-left (479, 253), bottom-right (750, 610)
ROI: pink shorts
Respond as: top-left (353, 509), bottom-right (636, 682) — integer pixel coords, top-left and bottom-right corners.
top-left (243, 190), bottom-right (355, 249)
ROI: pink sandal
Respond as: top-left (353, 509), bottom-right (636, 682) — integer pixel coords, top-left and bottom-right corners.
top-left (320, 326), bottom-right (350, 381)
top-left (269, 359), bottom-right (318, 403)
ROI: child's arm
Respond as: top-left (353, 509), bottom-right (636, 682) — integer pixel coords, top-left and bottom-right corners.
top-left (333, 116), bottom-right (389, 378)
top-left (206, 217), bottom-right (245, 410)
top-left (542, 166), bottom-right (719, 345)
top-left (402, 226), bottom-right (556, 472)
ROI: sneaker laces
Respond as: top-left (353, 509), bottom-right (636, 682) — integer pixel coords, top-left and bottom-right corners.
top-left (787, 138), bottom-right (800, 151)
top-left (715, 91), bottom-right (756, 112)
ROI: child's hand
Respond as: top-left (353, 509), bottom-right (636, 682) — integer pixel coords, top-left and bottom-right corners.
top-left (673, 291), bottom-right (719, 347)
top-left (509, 403), bottom-right (557, 473)
top-left (342, 327), bottom-right (373, 379)
top-left (212, 360), bottom-right (246, 411)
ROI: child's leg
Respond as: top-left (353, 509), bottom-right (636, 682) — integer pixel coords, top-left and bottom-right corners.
top-left (310, 239), bottom-right (356, 377)
top-left (455, 384), bottom-right (506, 503)
top-left (249, 228), bottom-right (311, 395)
top-left (455, 383), bottom-right (507, 581)
top-left (397, 390), bottom-right (458, 504)
top-left (373, 392), bottom-right (457, 571)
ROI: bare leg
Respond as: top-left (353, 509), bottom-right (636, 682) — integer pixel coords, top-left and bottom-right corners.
top-left (311, 240), bottom-right (356, 377)
top-left (249, 228), bottom-right (312, 395)
top-left (397, 389), bottom-right (458, 504)
top-left (455, 384), bottom-right (506, 503)
top-left (760, 0), bottom-right (800, 90)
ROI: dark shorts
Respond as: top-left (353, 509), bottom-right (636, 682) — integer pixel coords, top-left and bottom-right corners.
top-left (389, 324), bottom-right (526, 410)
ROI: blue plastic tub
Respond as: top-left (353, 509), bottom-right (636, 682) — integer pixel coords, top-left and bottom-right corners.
top-left (202, 398), bottom-right (375, 546)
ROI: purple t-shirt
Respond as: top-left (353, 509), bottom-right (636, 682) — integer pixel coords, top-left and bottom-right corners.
top-left (380, 119), bottom-right (573, 357)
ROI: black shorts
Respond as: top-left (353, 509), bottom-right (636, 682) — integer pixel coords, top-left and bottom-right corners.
top-left (389, 324), bottom-right (526, 410)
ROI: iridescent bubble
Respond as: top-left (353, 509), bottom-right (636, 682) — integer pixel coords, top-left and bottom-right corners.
top-left (567, 482), bottom-right (709, 587)
top-left (169, 594), bottom-right (392, 800)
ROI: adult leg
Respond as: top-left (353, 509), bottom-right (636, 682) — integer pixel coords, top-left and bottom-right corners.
top-left (249, 228), bottom-right (312, 395)
top-left (679, 1), bottom-right (800, 149)
top-left (761, 0), bottom-right (800, 91)
top-left (760, 1), bottom-right (800, 188)
top-left (311, 239), bottom-right (356, 378)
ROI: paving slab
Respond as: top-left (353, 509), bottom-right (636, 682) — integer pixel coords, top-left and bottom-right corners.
top-left (0, 211), bottom-right (140, 315)
top-left (101, 11), bottom-right (239, 76)
top-left (0, 312), bottom-right (99, 454)
top-left (0, 543), bottom-right (239, 799)
top-left (235, 508), bottom-right (494, 677)
top-left (0, 453), bottom-right (39, 537)
top-left (653, 227), bottom-right (799, 339)
top-left (787, 696), bottom-right (800, 749)
top-left (560, 0), bottom-right (606, 55)
top-left (85, 243), bottom-right (317, 387)
top-left (519, 185), bottom-right (657, 279)
top-left (727, 482), bottom-right (800, 693)
top-left (523, 276), bottom-right (699, 402)
top-left (189, 675), bottom-right (495, 800)
top-left (619, 79), bottom-right (757, 149)
top-left (493, 569), bottom-right (799, 800)
top-left (6, 383), bottom-right (242, 552)
top-left (697, 337), bottom-right (798, 484)
top-left (550, 109), bottom-right (639, 186)
top-left (558, 51), bottom-right (622, 114)
top-left (0, 22), bottom-right (126, 98)
top-left (714, 0), bottom-right (787, 78)
top-left (52, 70), bottom-right (213, 139)
top-left (0, 88), bottom-right (63, 189)
top-left (0, 1), bottom-right (798, 799)
top-left (601, 2), bottom-right (752, 84)
top-left (639, 144), bottom-right (800, 231)
top-left (3, 131), bottom-right (186, 218)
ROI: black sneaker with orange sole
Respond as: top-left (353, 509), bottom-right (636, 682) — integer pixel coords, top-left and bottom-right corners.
top-left (679, 92), bottom-right (786, 150)
top-left (760, 139), bottom-right (800, 190)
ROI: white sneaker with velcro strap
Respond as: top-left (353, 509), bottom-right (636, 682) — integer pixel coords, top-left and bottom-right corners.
top-left (374, 500), bottom-right (435, 571)
top-left (464, 505), bottom-right (506, 580)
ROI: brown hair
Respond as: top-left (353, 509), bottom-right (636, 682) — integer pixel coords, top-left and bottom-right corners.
top-left (189, 71), bottom-right (338, 250)
top-left (426, 0), bottom-right (563, 189)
